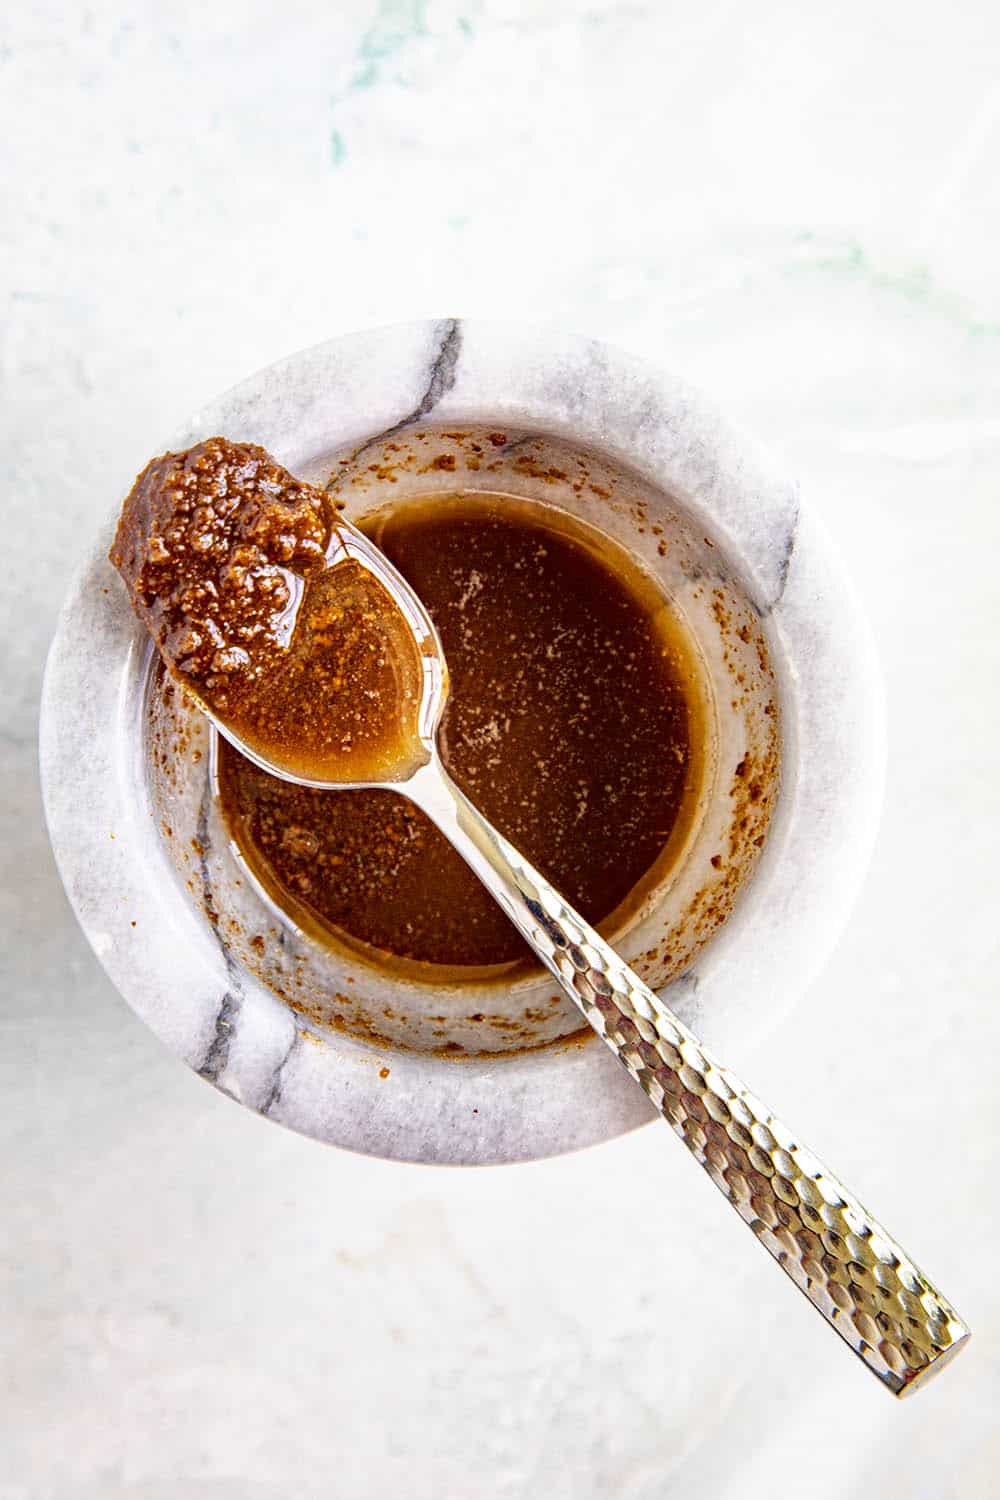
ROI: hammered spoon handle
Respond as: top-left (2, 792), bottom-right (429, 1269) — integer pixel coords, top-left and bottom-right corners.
top-left (405, 758), bottom-right (970, 1397)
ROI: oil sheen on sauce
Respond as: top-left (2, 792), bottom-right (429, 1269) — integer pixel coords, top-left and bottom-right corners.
top-left (218, 492), bottom-right (711, 973)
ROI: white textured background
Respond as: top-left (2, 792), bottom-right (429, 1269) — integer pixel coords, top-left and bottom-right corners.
top-left (3, 3), bottom-right (999, 1496)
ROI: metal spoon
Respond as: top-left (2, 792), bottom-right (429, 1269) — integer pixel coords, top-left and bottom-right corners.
top-left (207, 520), bottom-right (969, 1397)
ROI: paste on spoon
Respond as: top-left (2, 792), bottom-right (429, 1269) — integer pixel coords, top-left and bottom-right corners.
top-left (110, 437), bottom-right (427, 782)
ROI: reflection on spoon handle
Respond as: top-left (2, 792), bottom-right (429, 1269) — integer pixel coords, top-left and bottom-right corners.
top-left (404, 758), bottom-right (969, 1397)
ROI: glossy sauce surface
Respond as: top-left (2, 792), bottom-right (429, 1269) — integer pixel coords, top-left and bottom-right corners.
top-left (111, 438), bottom-right (426, 783)
top-left (219, 494), bottom-right (708, 971)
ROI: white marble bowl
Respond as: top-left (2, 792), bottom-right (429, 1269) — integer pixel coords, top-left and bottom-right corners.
top-left (41, 321), bottom-right (884, 1164)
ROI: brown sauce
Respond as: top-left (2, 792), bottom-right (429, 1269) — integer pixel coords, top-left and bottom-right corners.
top-left (111, 438), bottom-right (426, 782)
top-left (219, 493), bottom-right (709, 972)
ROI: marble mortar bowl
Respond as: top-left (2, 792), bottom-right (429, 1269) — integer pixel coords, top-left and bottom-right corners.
top-left (40, 321), bottom-right (884, 1165)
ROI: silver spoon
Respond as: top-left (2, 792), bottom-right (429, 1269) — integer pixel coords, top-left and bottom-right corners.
top-left (207, 520), bottom-right (969, 1397)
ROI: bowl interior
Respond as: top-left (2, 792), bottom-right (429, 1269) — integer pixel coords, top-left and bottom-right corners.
top-left (143, 423), bottom-right (780, 1057)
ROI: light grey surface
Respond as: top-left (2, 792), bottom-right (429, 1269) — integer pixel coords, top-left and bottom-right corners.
top-left (3, 2), bottom-right (998, 1496)
top-left (41, 321), bottom-right (881, 1163)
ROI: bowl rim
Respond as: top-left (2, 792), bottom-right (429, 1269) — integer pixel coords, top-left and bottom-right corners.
top-left (39, 318), bottom-right (885, 1165)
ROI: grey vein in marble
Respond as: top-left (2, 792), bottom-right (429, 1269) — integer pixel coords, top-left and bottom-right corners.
top-left (260, 1030), bottom-right (304, 1118)
top-left (194, 780), bottom-right (245, 1084)
top-left (342, 316), bottom-right (463, 464)
top-left (758, 502), bottom-right (801, 616)
top-left (197, 990), bottom-right (241, 1085)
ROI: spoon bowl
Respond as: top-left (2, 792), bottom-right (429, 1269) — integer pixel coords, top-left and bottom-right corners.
top-left (204, 517), bottom-right (450, 792)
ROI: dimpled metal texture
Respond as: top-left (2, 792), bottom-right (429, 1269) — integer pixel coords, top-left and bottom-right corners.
top-left (493, 842), bottom-right (970, 1397)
